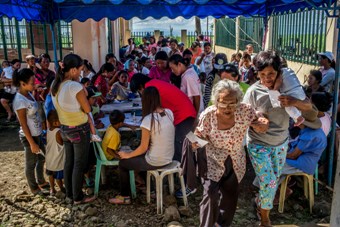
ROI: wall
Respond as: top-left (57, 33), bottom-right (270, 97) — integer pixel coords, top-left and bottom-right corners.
top-left (72, 19), bottom-right (109, 72)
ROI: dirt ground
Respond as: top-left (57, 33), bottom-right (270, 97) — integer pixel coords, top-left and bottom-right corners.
top-left (0, 115), bottom-right (333, 227)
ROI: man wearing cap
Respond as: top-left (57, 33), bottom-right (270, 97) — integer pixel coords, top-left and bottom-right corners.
top-left (318, 51), bottom-right (336, 93)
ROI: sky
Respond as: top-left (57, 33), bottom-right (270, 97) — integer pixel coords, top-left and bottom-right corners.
top-left (131, 16), bottom-right (214, 36)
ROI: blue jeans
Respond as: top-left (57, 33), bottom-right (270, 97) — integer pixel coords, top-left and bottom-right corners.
top-left (20, 135), bottom-right (46, 192)
top-left (61, 123), bottom-right (90, 202)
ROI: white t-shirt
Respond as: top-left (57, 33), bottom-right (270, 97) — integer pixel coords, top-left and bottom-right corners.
top-left (141, 109), bottom-right (175, 166)
top-left (180, 67), bottom-right (204, 114)
top-left (3, 67), bottom-right (13, 79)
top-left (46, 128), bottom-right (65, 171)
top-left (320, 112), bottom-right (331, 136)
top-left (54, 80), bottom-right (83, 112)
top-left (13, 92), bottom-right (42, 137)
top-left (142, 66), bottom-right (150, 75)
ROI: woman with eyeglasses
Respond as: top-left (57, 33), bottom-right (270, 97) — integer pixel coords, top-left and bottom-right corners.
top-left (194, 79), bottom-right (269, 227)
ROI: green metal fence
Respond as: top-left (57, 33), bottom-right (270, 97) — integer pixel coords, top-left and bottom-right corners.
top-left (215, 18), bottom-right (236, 50)
top-left (0, 17), bottom-right (73, 61)
top-left (271, 9), bottom-right (327, 65)
top-left (239, 17), bottom-right (264, 53)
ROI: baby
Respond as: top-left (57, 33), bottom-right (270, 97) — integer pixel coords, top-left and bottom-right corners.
top-left (269, 67), bottom-right (305, 126)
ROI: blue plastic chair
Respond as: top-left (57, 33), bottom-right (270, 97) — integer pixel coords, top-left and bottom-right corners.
top-left (92, 142), bottom-right (136, 198)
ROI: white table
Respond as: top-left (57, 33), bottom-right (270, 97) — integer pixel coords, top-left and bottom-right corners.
top-left (98, 113), bottom-right (142, 135)
top-left (101, 98), bottom-right (142, 114)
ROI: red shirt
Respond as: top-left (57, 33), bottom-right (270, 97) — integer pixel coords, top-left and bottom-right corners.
top-left (145, 80), bottom-right (197, 125)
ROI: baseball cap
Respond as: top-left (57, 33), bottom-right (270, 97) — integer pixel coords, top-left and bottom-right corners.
top-left (178, 42), bottom-right (184, 47)
top-left (318, 51), bottom-right (334, 61)
top-left (25, 54), bottom-right (36, 60)
top-left (220, 64), bottom-right (239, 77)
top-left (214, 53), bottom-right (228, 70)
top-left (86, 87), bottom-right (102, 99)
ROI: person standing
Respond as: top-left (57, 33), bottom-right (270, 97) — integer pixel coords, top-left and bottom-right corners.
top-left (13, 68), bottom-right (49, 195)
top-left (243, 50), bottom-right (315, 227)
top-left (51, 54), bottom-right (95, 204)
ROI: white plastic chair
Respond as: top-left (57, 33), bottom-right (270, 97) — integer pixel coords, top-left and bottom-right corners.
top-left (146, 160), bottom-right (188, 214)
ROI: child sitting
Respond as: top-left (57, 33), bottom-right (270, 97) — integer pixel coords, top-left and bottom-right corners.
top-left (107, 71), bottom-right (131, 101)
top-left (101, 110), bottom-right (125, 160)
top-left (46, 110), bottom-right (65, 195)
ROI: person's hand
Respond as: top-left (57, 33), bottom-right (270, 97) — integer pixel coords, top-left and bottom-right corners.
top-left (118, 151), bottom-right (130, 159)
top-left (191, 142), bottom-right (200, 150)
top-left (95, 122), bottom-right (104, 129)
top-left (30, 143), bottom-right (40, 154)
top-left (251, 117), bottom-right (269, 133)
top-left (200, 52), bottom-right (206, 58)
top-left (278, 95), bottom-right (297, 107)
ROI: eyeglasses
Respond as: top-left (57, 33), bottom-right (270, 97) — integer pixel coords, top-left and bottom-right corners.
top-left (217, 102), bottom-right (238, 109)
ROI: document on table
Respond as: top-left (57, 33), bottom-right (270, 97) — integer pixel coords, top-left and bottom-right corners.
top-left (186, 131), bottom-right (208, 147)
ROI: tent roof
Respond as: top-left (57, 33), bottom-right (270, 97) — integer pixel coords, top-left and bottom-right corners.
top-left (0, 0), bottom-right (335, 22)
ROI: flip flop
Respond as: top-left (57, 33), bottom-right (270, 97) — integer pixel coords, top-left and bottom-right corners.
top-left (109, 195), bottom-right (131, 205)
top-left (74, 196), bottom-right (96, 205)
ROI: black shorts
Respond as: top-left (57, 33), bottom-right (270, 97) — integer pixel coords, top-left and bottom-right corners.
top-left (1, 92), bottom-right (15, 102)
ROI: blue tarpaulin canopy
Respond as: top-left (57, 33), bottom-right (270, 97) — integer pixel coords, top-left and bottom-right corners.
top-left (0, 0), bottom-right (336, 22)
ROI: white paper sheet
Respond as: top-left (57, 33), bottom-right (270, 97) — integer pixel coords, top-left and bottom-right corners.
top-left (186, 131), bottom-right (208, 147)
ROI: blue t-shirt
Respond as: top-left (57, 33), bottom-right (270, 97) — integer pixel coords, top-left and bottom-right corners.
top-left (286, 127), bottom-right (327, 175)
top-left (44, 93), bottom-right (55, 117)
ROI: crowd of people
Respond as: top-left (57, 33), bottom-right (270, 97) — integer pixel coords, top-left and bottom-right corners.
top-left (0, 34), bottom-right (337, 227)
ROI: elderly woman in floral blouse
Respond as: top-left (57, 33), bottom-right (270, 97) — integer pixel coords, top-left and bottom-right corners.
top-left (194, 79), bottom-right (269, 227)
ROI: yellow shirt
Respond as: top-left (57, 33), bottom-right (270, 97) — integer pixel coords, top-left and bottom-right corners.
top-left (101, 126), bottom-right (121, 160)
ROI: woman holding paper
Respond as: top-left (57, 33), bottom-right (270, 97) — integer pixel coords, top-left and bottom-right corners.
top-left (194, 79), bottom-right (269, 227)
top-left (243, 50), bottom-right (315, 227)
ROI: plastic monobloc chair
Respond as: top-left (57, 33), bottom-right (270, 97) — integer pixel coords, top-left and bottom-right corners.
top-left (278, 172), bottom-right (314, 214)
top-left (93, 142), bottom-right (136, 198)
top-left (146, 160), bottom-right (188, 214)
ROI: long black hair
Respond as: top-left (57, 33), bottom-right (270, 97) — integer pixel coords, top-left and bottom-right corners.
top-left (84, 59), bottom-right (96, 74)
top-left (12, 68), bottom-right (35, 87)
top-left (91, 63), bottom-right (115, 85)
top-left (142, 86), bottom-right (162, 132)
top-left (51, 54), bottom-right (83, 96)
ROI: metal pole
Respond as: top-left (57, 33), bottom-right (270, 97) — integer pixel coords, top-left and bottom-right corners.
top-left (328, 15), bottom-right (340, 186)
top-left (0, 17), bottom-right (8, 60)
top-left (50, 23), bottom-right (59, 72)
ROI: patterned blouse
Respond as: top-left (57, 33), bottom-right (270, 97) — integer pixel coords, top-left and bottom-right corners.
top-left (195, 104), bottom-right (256, 182)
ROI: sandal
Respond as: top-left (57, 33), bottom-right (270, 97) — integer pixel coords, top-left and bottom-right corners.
top-left (109, 195), bottom-right (131, 205)
top-left (74, 196), bottom-right (96, 205)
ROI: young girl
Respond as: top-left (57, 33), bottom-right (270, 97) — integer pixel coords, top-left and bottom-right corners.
top-left (92, 63), bottom-right (115, 106)
top-left (110, 86), bottom-right (175, 204)
top-left (107, 70), bottom-right (130, 101)
top-left (12, 68), bottom-right (49, 195)
top-left (46, 110), bottom-right (65, 195)
top-left (51, 54), bottom-right (95, 204)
